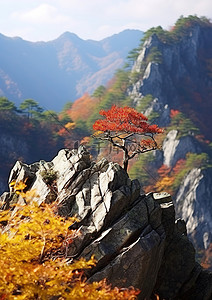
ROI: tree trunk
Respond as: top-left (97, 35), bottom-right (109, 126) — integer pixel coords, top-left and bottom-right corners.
top-left (123, 158), bottom-right (128, 172)
top-left (122, 140), bottom-right (129, 172)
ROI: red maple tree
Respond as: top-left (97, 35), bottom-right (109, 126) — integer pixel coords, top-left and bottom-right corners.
top-left (93, 105), bottom-right (163, 171)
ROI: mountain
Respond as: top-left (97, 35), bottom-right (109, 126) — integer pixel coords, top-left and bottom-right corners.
top-left (130, 19), bottom-right (212, 139)
top-left (128, 16), bottom-right (212, 255)
top-left (0, 15), bottom-right (212, 269)
top-left (0, 29), bottom-right (143, 111)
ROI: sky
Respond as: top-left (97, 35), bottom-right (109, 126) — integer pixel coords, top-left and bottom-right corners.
top-left (0, 0), bottom-right (211, 42)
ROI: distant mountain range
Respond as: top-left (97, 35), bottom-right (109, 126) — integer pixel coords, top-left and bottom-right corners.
top-left (0, 29), bottom-right (143, 111)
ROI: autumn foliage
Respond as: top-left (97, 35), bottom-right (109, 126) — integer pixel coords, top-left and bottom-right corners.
top-left (0, 187), bottom-right (139, 299)
top-left (170, 109), bottom-right (180, 118)
top-left (143, 152), bottom-right (210, 195)
top-left (68, 93), bottom-right (96, 122)
top-left (144, 159), bottom-right (187, 194)
top-left (93, 105), bottom-right (162, 134)
top-left (93, 105), bottom-right (163, 171)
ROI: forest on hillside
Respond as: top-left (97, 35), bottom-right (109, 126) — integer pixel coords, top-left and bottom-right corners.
top-left (1, 16), bottom-right (212, 194)
top-left (0, 64), bottom-right (211, 199)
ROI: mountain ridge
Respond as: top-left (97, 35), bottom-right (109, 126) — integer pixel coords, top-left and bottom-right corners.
top-left (0, 29), bottom-right (143, 111)
top-left (130, 19), bottom-right (212, 139)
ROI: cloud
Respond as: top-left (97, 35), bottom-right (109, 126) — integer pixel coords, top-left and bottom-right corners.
top-left (11, 3), bottom-right (69, 24)
top-left (102, 0), bottom-right (212, 29)
top-left (2, 0), bottom-right (212, 41)
top-left (53, 0), bottom-right (212, 37)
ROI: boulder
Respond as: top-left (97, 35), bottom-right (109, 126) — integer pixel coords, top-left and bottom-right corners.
top-left (0, 147), bottom-right (211, 300)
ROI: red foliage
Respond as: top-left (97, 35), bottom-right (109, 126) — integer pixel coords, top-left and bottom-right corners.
top-left (68, 93), bottom-right (96, 122)
top-left (93, 105), bottom-right (163, 134)
top-left (172, 159), bottom-right (186, 174)
top-left (57, 128), bottom-right (66, 136)
top-left (195, 135), bottom-right (210, 144)
top-left (157, 164), bottom-right (171, 177)
top-left (146, 159), bottom-right (186, 195)
top-left (140, 139), bottom-right (155, 148)
top-left (201, 243), bottom-right (212, 270)
top-left (93, 105), bottom-right (163, 171)
top-left (170, 109), bottom-right (180, 118)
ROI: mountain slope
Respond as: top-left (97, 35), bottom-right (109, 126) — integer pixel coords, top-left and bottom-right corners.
top-left (128, 16), bottom-right (212, 254)
top-left (0, 29), bottom-right (143, 111)
top-left (130, 17), bottom-right (212, 139)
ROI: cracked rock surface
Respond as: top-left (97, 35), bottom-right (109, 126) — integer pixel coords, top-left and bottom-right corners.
top-left (1, 146), bottom-right (211, 299)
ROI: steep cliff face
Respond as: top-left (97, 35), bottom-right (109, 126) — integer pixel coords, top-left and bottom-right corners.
top-left (1, 147), bottom-right (212, 299)
top-left (161, 130), bottom-right (212, 251)
top-left (128, 19), bottom-right (212, 256)
top-left (175, 168), bottom-right (212, 250)
top-left (162, 130), bottom-right (201, 167)
top-left (130, 22), bottom-right (212, 137)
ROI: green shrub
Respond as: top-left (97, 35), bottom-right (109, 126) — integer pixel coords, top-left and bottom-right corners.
top-left (40, 169), bottom-right (58, 185)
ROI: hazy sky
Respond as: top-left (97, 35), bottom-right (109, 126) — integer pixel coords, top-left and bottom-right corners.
top-left (0, 0), bottom-right (211, 42)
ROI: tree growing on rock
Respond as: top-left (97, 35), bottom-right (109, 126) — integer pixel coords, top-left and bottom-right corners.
top-left (93, 105), bottom-right (163, 171)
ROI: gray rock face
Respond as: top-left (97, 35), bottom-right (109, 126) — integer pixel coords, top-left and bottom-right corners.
top-left (130, 24), bottom-right (211, 260)
top-left (129, 23), bottom-right (212, 143)
top-left (161, 130), bottom-right (212, 253)
top-left (130, 34), bottom-right (179, 110)
top-left (162, 130), bottom-right (180, 167)
top-left (130, 25), bottom-right (212, 109)
top-left (162, 130), bottom-right (201, 167)
top-left (1, 147), bottom-right (211, 299)
top-left (175, 168), bottom-right (212, 250)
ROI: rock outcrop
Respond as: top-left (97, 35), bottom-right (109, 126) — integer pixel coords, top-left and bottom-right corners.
top-left (160, 130), bottom-right (212, 251)
top-left (175, 168), bottom-right (212, 250)
top-left (128, 19), bottom-right (212, 256)
top-left (1, 146), bottom-right (211, 299)
top-left (162, 130), bottom-right (201, 168)
top-left (129, 21), bottom-right (212, 138)
top-left (131, 24), bottom-right (211, 98)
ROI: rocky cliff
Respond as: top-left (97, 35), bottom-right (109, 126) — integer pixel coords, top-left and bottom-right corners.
top-left (0, 146), bottom-right (212, 299)
top-left (128, 18), bottom-right (212, 256)
top-left (130, 20), bottom-right (212, 137)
